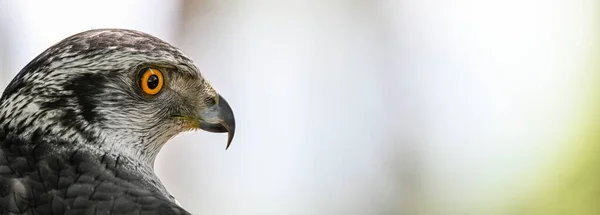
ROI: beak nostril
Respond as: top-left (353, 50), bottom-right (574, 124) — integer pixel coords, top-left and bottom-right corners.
top-left (204, 96), bottom-right (217, 107)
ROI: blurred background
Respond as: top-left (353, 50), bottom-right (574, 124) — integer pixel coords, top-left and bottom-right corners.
top-left (0, 0), bottom-right (599, 214)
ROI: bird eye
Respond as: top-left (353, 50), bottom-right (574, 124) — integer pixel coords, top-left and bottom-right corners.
top-left (140, 68), bottom-right (164, 95)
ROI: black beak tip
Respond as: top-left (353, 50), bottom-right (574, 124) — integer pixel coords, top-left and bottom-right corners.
top-left (226, 135), bottom-right (233, 150)
top-left (219, 95), bottom-right (235, 150)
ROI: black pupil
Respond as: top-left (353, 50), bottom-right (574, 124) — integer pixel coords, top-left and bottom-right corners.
top-left (147, 75), bottom-right (159, 89)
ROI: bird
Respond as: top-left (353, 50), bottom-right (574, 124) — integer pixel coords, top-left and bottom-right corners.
top-left (0, 29), bottom-right (235, 214)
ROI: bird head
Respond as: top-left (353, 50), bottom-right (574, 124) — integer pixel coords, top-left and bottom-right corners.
top-left (0, 29), bottom-right (235, 165)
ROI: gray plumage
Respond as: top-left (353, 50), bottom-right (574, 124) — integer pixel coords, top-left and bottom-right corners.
top-left (0, 29), bottom-right (235, 214)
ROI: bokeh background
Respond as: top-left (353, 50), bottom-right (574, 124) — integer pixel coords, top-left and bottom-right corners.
top-left (0, 0), bottom-right (599, 214)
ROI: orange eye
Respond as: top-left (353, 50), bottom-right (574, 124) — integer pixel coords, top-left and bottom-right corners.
top-left (140, 68), bottom-right (164, 95)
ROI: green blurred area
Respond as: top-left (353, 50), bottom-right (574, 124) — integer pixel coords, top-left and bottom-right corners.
top-left (508, 19), bottom-right (600, 215)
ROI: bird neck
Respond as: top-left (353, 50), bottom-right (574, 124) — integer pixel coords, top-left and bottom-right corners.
top-left (0, 99), bottom-right (164, 168)
top-left (96, 127), bottom-right (166, 167)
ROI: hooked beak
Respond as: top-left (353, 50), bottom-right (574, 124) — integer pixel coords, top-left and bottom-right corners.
top-left (198, 94), bottom-right (236, 149)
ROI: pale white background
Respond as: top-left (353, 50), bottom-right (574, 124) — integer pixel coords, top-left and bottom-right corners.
top-left (0, 0), bottom-right (597, 214)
